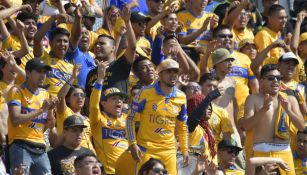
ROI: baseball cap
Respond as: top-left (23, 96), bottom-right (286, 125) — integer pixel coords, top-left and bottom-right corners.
top-left (101, 87), bottom-right (127, 101)
top-left (211, 48), bottom-right (235, 66)
top-left (278, 52), bottom-right (299, 65)
top-left (218, 139), bottom-right (242, 152)
top-left (130, 11), bottom-right (151, 23)
top-left (238, 38), bottom-right (255, 50)
top-left (63, 115), bottom-right (87, 129)
top-left (299, 32), bottom-right (307, 44)
top-left (156, 58), bottom-right (179, 73)
top-left (25, 58), bottom-right (52, 72)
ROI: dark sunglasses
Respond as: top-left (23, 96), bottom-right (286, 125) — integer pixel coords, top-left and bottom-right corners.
top-left (152, 0), bottom-right (165, 3)
top-left (73, 92), bottom-right (86, 98)
top-left (186, 86), bottom-right (201, 91)
top-left (227, 149), bottom-right (240, 156)
top-left (217, 34), bottom-right (233, 39)
top-left (152, 167), bottom-right (168, 174)
top-left (265, 75), bottom-right (283, 81)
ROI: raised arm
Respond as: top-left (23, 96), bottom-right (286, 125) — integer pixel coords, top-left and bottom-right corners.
top-left (224, 0), bottom-right (247, 28)
top-left (89, 0), bottom-right (103, 17)
top-left (290, 11), bottom-right (306, 55)
top-left (0, 51), bottom-right (25, 82)
top-left (0, 18), bottom-right (10, 42)
top-left (70, 8), bottom-right (82, 50)
top-left (13, 20), bottom-right (30, 58)
top-left (89, 61), bottom-right (109, 126)
top-left (251, 41), bottom-right (285, 79)
top-left (0, 5), bottom-right (32, 19)
top-left (246, 157), bottom-right (290, 175)
top-left (57, 64), bottom-right (81, 114)
top-left (172, 40), bottom-right (190, 74)
top-left (121, 4), bottom-right (136, 65)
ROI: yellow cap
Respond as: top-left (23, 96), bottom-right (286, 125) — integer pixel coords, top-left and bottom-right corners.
top-left (299, 32), bottom-right (307, 44)
top-left (157, 58), bottom-right (179, 73)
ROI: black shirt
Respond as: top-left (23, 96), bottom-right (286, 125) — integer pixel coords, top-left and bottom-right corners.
top-left (85, 55), bottom-right (131, 97)
top-left (48, 145), bottom-right (93, 175)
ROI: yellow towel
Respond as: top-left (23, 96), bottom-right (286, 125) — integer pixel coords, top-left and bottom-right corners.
top-left (274, 92), bottom-right (290, 140)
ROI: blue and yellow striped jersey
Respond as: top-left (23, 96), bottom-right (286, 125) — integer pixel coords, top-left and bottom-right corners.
top-left (7, 84), bottom-right (49, 145)
top-left (127, 82), bottom-right (188, 154)
top-left (89, 83), bottom-right (128, 174)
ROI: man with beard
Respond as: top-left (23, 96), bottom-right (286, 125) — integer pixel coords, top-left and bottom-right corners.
top-left (127, 59), bottom-right (189, 175)
top-left (254, 4), bottom-right (288, 65)
top-left (239, 64), bottom-right (305, 175)
top-left (48, 115), bottom-right (93, 175)
top-left (66, 8), bottom-right (96, 90)
top-left (85, 4), bottom-right (136, 97)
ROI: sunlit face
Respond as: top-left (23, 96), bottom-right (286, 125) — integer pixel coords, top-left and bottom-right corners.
top-left (101, 95), bottom-right (124, 117)
top-left (159, 68), bottom-right (179, 87)
top-left (1, 62), bottom-right (17, 81)
top-left (215, 29), bottom-right (234, 50)
top-left (260, 70), bottom-right (281, 95)
top-left (240, 43), bottom-right (257, 60)
top-left (93, 37), bottom-right (115, 60)
top-left (67, 88), bottom-right (85, 111)
top-left (132, 21), bottom-right (147, 37)
top-left (79, 27), bottom-right (90, 51)
top-left (108, 7), bottom-right (120, 26)
top-left (136, 59), bottom-right (156, 84)
top-left (201, 79), bottom-right (218, 96)
top-left (23, 19), bottom-right (37, 39)
top-left (50, 34), bottom-right (69, 59)
top-left (296, 133), bottom-right (307, 155)
top-left (75, 156), bottom-right (102, 175)
top-left (214, 58), bottom-right (233, 74)
top-left (163, 13), bottom-right (178, 32)
top-left (145, 163), bottom-right (166, 175)
top-left (148, 0), bottom-right (165, 14)
top-left (219, 148), bottom-right (239, 166)
top-left (185, 82), bottom-right (201, 99)
top-left (278, 60), bottom-right (298, 81)
top-left (26, 69), bottom-right (47, 87)
top-left (234, 9), bottom-right (250, 30)
top-left (189, 0), bottom-right (208, 11)
top-left (268, 9), bottom-right (287, 31)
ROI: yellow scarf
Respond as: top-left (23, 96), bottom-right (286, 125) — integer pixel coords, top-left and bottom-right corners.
top-left (274, 92), bottom-right (290, 140)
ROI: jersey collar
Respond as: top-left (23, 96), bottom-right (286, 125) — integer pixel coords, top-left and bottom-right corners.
top-left (22, 83), bottom-right (39, 96)
top-left (154, 82), bottom-right (177, 98)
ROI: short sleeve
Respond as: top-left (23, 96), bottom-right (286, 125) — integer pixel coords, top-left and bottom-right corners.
top-left (7, 87), bottom-right (22, 106)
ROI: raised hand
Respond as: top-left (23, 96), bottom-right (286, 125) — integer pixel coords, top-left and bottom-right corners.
top-left (0, 50), bottom-right (17, 68)
top-left (156, 26), bottom-right (165, 37)
top-left (74, 6), bottom-right (82, 19)
top-left (16, 20), bottom-right (25, 34)
top-left (297, 11), bottom-right (307, 24)
top-left (97, 61), bottom-right (110, 80)
top-left (201, 17), bottom-right (211, 31)
top-left (72, 64), bottom-right (82, 79)
top-left (129, 143), bottom-right (143, 162)
top-left (56, 13), bottom-right (71, 24)
top-left (121, 4), bottom-right (131, 23)
top-left (209, 15), bottom-right (219, 30)
top-left (21, 4), bottom-right (32, 13)
top-left (278, 94), bottom-right (291, 112)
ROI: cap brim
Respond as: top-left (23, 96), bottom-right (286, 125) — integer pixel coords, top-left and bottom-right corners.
top-left (105, 92), bottom-right (128, 100)
top-left (65, 124), bottom-right (87, 129)
top-left (158, 67), bottom-right (179, 73)
top-left (213, 57), bottom-right (235, 66)
top-left (279, 58), bottom-right (299, 65)
top-left (37, 65), bottom-right (52, 71)
top-left (219, 145), bottom-right (243, 152)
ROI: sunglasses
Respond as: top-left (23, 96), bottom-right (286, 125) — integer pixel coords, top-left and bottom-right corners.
top-left (73, 92), bottom-right (86, 98)
top-left (217, 34), bottom-right (233, 39)
top-left (264, 75), bottom-right (283, 81)
top-left (227, 149), bottom-right (240, 156)
top-left (186, 86), bottom-right (201, 91)
top-left (152, 0), bottom-right (165, 3)
top-left (152, 167), bottom-right (168, 174)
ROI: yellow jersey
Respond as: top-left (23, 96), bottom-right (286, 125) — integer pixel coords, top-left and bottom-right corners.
top-left (232, 28), bottom-right (254, 49)
top-left (224, 166), bottom-right (245, 175)
top-left (7, 84), bottom-right (49, 145)
top-left (209, 104), bottom-right (234, 144)
top-left (294, 56), bottom-right (306, 82)
top-left (56, 107), bottom-right (94, 152)
top-left (2, 35), bottom-right (22, 51)
top-left (57, 23), bottom-right (98, 50)
top-left (136, 37), bottom-right (151, 58)
top-left (293, 152), bottom-right (307, 175)
top-left (177, 10), bottom-right (215, 47)
top-left (0, 81), bottom-right (9, 111)
top-left (254, 27), bottom-right (283, 65)
top-left (89, 83), bottom-right (128, 174)
top-left (127, 82), bottom-right (188, 154)
top-left (41, 51), bottom-right (74, 96)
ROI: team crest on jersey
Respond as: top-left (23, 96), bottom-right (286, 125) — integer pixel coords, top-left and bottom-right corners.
top-left (152, 104), bottom-right (158, 111)
top-left (172, 106), bottom-right (178, 114)
top-left (211, 115), bottom-right (218, 127)
top-left (106, 119), bottom-right (112, 126)
top-left (186, 20), bottom-right (191, 27)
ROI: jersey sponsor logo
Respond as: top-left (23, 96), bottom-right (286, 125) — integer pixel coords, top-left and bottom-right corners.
top-left (152, 104), bottom-right (157, 111)
top-left (28, 122), bottom-right (44, 131)
top-left (102, 128), bottom-right (126, 139)
top-left (154, 127), bottom-right (171, 135)
top-left (149, 114), bottom-right (176, 125)
top-left (47, 68), bottom-right (72, 82)
top-left (227, 66), bottom-right (248, 78)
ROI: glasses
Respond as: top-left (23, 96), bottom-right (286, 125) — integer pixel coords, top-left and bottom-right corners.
top-left (227, 149), bottom-right (240, 156)
top-left (77, 161), bottom-right (103, 168)
top-left (264, 75), bottom-right (283, 81)
top-left (152, 0), bottom-right (165, 3)
top-left (240, 11), bottom-right (249, 17)
top-left (73, 92), bottom-right (86, 98)
top-left (152, 167), bottom-right (168, 174)
top-left (138, 22), bottom-right (148, 26)
top-left (186, 86), bottom-right (201, 91)
top-left (217, 34), bottom-right (233, 39)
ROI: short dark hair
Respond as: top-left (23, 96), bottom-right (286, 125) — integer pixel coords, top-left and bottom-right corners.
top-left (16, 12), bottom-right (37, 22)
top-left (199, 73), bottom-right (219, 85)
top-left (50, 28), bottom-right (70, 42)
top-left (132, 56), bottom-right (151, 74)
top-left (260, 64), bottom-right (279, 78)
top-left (64, 3), bottom-right (77, 12)
top-left (268, 4), bottom-right (285, 16)
top-left (74, 153), bottom-right (98, 167)
top-left (138, 158), bottom-right (166, 175)
top-left (163, 35), bottom-right (177, 46)
top-left (96, 34), bottom-right (116, 46)
top-left (213, 25), bottom-right (231, 38)
top-left (65, 85), bottom-right (84, 108)
top-left (131, 84), bottom-right (143, 92)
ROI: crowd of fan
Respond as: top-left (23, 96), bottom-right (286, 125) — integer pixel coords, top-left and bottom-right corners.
top-left (0, 0), bottom-right (307, 175)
